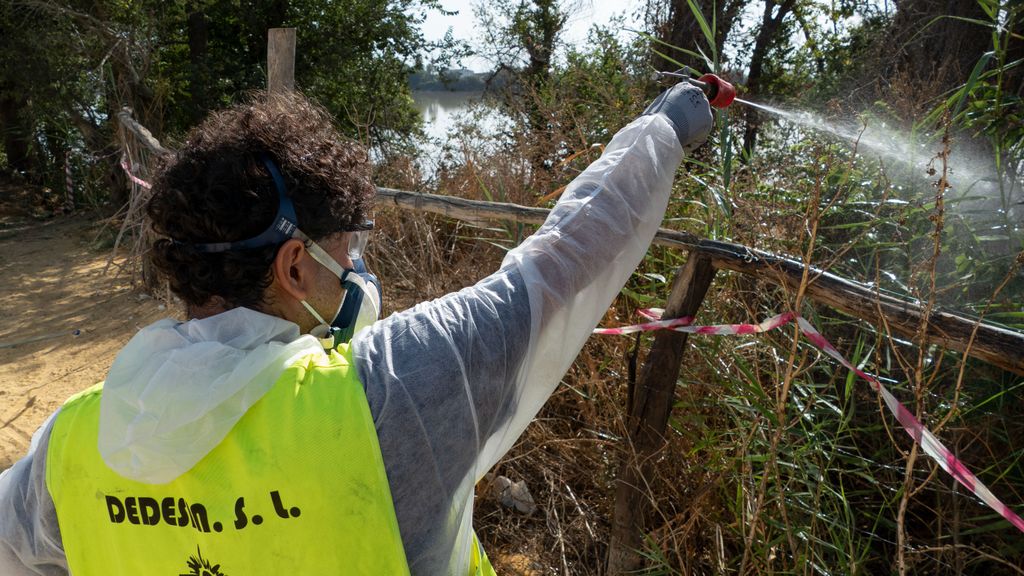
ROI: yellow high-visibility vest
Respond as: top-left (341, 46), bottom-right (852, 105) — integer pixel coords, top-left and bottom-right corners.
top-left (46, 345), bottom-right (411, 574)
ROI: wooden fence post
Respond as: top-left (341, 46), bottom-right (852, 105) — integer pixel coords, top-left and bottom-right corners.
top-left (607, 252), bottom-right (718, 574)
top-left (267, 28), bottom-right (296, 93)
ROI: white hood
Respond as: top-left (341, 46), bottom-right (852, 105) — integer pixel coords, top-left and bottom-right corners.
top-left (98, 307), bottom-right (325, 484)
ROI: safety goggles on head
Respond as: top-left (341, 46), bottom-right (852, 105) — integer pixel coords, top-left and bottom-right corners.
top-left (173, 153), bottom-right (372, 257)
top-left (345, 220), bottom-right (374, 260)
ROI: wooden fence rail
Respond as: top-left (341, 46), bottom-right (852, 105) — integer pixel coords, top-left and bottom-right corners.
top-left (377, 187), bottom-right (1024, 376)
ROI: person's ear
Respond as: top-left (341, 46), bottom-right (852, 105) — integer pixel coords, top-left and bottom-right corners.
top-left (271, 238), bottom-right (317, 301)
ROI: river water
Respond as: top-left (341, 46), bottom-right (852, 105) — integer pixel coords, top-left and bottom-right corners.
top-left (411, 91), bottom-right (508, 176)
top-left (413, 91), bottom-right (480, 139)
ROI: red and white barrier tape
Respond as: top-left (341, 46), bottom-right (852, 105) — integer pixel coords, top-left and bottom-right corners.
top-left (595, 309), bottom-right (1024, 533)
top-left (120, 155), bottom-right (152, 189)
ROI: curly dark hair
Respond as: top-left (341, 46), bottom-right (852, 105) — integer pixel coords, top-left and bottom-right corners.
top-left (146, 91), bottom-right (375, 312)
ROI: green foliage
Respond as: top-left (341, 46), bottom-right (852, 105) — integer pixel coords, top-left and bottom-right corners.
top-left (153, 0), bottom-right (452, 142)
top-left (474, 0), bottom-right (567, 81)
top-left (461, 12), bottom-right (650, 201)
top-left (555, 24), bottom-right (650, 143)
top-left (291, 0), bottom-right (440, 145)
top-left (0, 0), bottom-right (454, 202)
top-left (582, 3), bottom-right (1024, 571)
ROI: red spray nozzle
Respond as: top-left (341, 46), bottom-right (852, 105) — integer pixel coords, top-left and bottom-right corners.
top-left (654, 70), bottom-right (738, 109)
top-left (697, 74), bottom-right (736, 109)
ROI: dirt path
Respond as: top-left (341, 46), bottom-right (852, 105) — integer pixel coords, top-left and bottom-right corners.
top-left (0, 186), bottom-right (170, 470)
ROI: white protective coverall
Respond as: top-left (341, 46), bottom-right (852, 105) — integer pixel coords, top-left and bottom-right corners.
top-left (0, 84), bottom-right (711, 575)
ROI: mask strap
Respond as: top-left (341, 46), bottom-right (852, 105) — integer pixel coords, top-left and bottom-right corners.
top-left (292, 230), bottom-right (380, 344)
top-left (176, 153), bottom-right (298, 252)
top-left (293, 230), bottom-right (347, 277)
top-left (300, 300), bottom-right (341, 349)
top-left (300, 300), bottom-right (329, 325)
top-left (293, 230), bottom-right (352, 348)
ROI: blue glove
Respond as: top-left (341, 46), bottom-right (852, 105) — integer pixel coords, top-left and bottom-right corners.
top-left (643, 82), bottom-right (714, 152)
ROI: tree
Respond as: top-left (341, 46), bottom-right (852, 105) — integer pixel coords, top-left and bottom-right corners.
top-left (0, 1), bottom-right (77, 179)
top-left (0, 2), bottom-right (36, 177)
top-left (293, 0), bottom-right (440, 147)
top-left (645, 0), bottom-right (747, 74)
top-left (885, 0), bottom-right (992, 96)
top-left (475, 0), bottom-right (569, 87)
top-left (154, 0), bottom-right (448, 143)
top-left (472, 0), bottom-right (573, 182)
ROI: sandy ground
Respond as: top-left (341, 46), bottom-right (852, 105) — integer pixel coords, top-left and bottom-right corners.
top-left (0, 186), bottom-right (170, 471)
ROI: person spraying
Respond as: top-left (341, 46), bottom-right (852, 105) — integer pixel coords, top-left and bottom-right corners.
top-left (0, 81), bottom-right (714, 575)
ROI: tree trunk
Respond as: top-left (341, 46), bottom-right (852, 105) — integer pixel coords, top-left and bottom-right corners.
top-left (511, 0), bottom-right (566, 183)
top-left (741, 0), bottom-right (796, 159)
top-left (520, 0), bottom-right (563, 84)
top-left (242, 0), bottom-right (289, 86)
top-left (0, 93), bottom-right (34, 178)
top-left (517, 0), bottom-right (565, 134)
top-left (884, 0), bottom-right (991, 93)
top-left (42, 122), bottom-right (68, 192)
top-left (648, 0), bottom-right (746, 74)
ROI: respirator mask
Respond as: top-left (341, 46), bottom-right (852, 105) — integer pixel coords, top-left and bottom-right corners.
top-left (295, 226), bottom-right (382, 347)
top-left (176, 153), bottom-right (381, 348)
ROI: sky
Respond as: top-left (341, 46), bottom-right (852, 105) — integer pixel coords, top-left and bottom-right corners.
top-left (418, 0), bottom-right (643, 71)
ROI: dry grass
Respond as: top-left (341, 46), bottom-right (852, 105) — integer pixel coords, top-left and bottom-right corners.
top-left (367, 90), bottom-right (1024, 574)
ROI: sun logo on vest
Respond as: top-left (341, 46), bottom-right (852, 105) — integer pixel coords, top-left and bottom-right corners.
top-left (179, 546), bottom-right (228, 576)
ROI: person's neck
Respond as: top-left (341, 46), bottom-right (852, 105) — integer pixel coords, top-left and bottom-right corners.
top-left (188, 298), bottom-right (230, 320)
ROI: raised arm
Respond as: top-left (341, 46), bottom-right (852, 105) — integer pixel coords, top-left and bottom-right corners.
top-left (354, 83), bottom-right (713, 574)
top-left (476, 83), bottom-right (713, 470)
